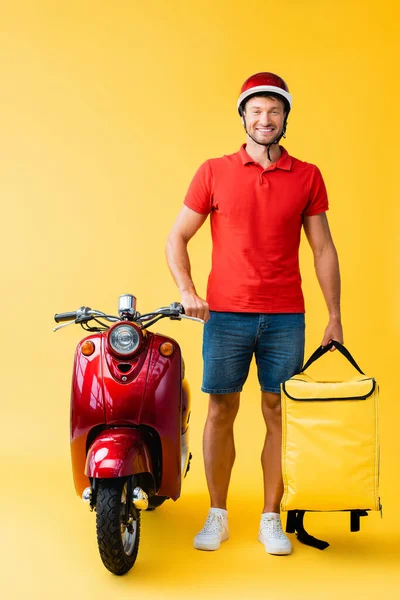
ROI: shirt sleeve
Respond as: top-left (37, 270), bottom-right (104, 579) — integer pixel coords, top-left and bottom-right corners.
top-left (303, 165), bottom-right (329, 216)
top-left (183, 160), bottom-right (213, 215)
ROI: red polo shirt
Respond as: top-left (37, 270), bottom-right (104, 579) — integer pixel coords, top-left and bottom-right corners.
top-left (184, 145), bottom-right (329, 313)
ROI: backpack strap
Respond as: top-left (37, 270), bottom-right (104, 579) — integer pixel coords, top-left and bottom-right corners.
top-left (301, 341), bottom-right (365, 375)
top-left (350, 510), bottom-right (369, 531)
top-left (286, 510), bottom-right (330, 550)
top-left (286, 510), bottom-right (369, 548)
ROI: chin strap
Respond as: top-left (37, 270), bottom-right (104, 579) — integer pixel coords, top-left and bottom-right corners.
top-left (266, 118), bottom-right (288, 161)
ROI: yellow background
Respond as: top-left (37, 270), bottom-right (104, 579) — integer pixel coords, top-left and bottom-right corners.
top-left (1, 0), bottom-right (399, 598)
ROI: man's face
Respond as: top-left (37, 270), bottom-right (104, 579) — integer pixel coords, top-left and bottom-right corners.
top-left (243, 95), bottom-right (286, 146)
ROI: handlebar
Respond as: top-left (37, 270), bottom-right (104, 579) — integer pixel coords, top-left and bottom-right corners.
top-left (54, 311), bottom-right (78, 323)
top-left (53, 302), bottom-right (201, 332)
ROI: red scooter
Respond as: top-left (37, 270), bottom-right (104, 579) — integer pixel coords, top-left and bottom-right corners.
top-left (54, 294), bottom-right (201, 575)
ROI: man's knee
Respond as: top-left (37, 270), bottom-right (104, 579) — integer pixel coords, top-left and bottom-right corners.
top-left (207, 392), bottom-right (240, 426)
top-left (261, 392), bottom-right (282, 428)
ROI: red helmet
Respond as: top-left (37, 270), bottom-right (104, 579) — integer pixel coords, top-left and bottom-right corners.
top-left (238, 72), bottom-right (292, 115)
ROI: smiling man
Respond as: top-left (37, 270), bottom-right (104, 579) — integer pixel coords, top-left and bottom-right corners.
top-left (165, 72), bottom-right (343, 555)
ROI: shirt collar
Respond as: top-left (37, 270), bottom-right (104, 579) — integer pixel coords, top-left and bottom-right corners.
top-left (239, 144), bottom-right (293, 171)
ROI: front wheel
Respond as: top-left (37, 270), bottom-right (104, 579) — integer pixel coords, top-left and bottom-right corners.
top-left (96, 478), bottom-right (141, 575)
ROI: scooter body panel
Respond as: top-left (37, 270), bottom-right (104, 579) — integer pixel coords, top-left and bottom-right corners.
top-left (85, 428), bottom-right (154, 479)
top-left (103, 333), bottom-right (183, 500)
top-left (70, 329), bottom-right (185, 500)
top-left (135, 334), bottom-right (182, 499)
top-left (70, 334), bottom-right (106, 495)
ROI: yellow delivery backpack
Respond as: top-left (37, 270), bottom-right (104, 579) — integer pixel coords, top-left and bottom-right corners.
top-left (281, 340), bottom-right (381, 549)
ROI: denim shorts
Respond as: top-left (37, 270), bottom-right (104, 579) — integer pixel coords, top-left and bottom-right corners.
top-left (201, 311), bottom-right (305, 395)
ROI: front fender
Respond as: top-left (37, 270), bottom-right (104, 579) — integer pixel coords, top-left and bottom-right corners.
top-left (85, 428), bottom-right (154, 479)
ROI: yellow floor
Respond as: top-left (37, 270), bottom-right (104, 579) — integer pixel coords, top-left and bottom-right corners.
top-left (2, 459), bottom-right (399, 600)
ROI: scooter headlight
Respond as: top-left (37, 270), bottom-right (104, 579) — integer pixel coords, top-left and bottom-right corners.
top-left (109, 324), bottom-right (141, 356)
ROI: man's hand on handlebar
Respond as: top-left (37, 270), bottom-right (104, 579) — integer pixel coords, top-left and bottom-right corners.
top-left (180, 290), bottom-right (210, 323)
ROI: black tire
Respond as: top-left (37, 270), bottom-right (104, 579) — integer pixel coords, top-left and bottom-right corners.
top-left (146, 495), bottom-right (168, 511)
top-left (96, 478), bottom-right (141, 576)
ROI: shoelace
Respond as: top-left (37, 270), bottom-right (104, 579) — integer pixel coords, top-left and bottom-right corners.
top-left (261, 517), bottom-right (287, 539)
top-left (200, 513), bottom-right (226, 535)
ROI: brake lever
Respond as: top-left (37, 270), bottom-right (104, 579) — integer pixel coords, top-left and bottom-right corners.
top-left (181, 315), bottom-right (204, 324)
top-left (170, 313), bottom-right (204, 324)
top-left (53, 319), bottom-right (76, 332)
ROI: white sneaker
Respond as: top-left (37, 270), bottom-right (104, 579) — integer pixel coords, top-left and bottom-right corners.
top-left (258, 512), bottom-right (292, 555)
top-left (194, 509), bottom-right (229, 551)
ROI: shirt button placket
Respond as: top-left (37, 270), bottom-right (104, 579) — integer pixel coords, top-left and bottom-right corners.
top-left (260, 171), bottom-right (269, 187)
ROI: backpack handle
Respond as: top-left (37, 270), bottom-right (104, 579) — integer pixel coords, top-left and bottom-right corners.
top-left (301, 340), bottom-right (365, 375)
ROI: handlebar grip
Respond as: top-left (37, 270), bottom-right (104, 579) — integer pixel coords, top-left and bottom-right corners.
top-left (54, 311), bottom-right (77, 323)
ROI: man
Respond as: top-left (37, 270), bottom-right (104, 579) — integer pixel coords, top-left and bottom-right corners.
top-left (165, 72), bottom-right (343, 555)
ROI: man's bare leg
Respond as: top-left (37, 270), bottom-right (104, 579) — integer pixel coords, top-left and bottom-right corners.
top-left (203, 392), bottom-right (240, 509)
top-left (194, 392), bottom-right (239, 550)
top-left (258, 390), bottom-right (291, 554)
top-left (261, 391), bottom-right (283, 513)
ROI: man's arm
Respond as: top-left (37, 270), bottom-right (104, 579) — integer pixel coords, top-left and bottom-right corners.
top-left (165, 205), bottom-right (210, 322)
top-left (303, 212), bottom-right (343, 350)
